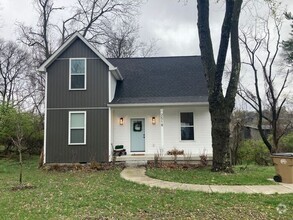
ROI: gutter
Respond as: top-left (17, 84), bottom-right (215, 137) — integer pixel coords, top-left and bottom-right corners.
top-left (108, 102), bottom-right (209, 107)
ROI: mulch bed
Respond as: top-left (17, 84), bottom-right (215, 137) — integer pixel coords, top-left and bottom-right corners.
top-left (147, 161), bottom-right (205, 170)
top-left (43, 162), bottom-right (126, 172)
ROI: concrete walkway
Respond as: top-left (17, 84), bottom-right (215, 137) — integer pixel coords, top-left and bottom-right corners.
top-left (120, 167), bottom-right (293, 194)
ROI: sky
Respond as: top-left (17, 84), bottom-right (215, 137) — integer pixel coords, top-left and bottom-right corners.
top-left (0, 0), bottom-right (292, 109)
top-left (0, 0), bottom-right (293, 56)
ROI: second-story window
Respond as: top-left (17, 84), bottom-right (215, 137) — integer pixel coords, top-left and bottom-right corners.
top-left (70, 58), bottom-right (86, 90)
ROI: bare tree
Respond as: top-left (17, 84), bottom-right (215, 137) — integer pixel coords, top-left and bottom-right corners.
top-left (105, 21), bottom-right (158, 58)
top-left (17, 0), bottom-right (63, 114)
top-left (238, 0), bottom-right (291, 153)
top-left (68, 0), bottom-right (141, 45)
top-left (17, 0), bottom-right (142, 113)
top-left (229, 110), bottom-right (246, 165)
top-left (0, 39), bottom-right (31, 108)
top-left (105, 21), bottom-right (138, 58)
top-left (18, 0), bottom-right (63, 61)
top-left (197, 0), bottom-right (243, 171)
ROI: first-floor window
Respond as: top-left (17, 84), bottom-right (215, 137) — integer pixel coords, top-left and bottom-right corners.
top-left (180, 112), bottom-right (194, 140)
top-left (69, 111), bottom-right (86, 145)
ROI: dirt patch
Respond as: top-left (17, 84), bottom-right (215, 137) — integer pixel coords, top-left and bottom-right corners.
top-left (11, 184), bottom-right (36, 191)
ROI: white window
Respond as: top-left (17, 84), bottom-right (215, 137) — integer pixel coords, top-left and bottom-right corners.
top-left (69, 111), bottom-right (86, 145)
top-left (69, 58), bottom-right (86, 90)
top-left (180, 112), bottom-right (194, 140)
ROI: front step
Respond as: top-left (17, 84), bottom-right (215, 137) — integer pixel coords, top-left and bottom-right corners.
top-left (124, 160), bottom-right (148, 167)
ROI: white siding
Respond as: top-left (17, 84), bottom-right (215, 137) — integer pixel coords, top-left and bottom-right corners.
top-left (112, 105), bottom-right (212, 156)
top-left (109, 71), bottom-right (117, 102)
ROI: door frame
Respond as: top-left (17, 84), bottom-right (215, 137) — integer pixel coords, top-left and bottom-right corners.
top-left (130, 118), bottom-right (146, 153)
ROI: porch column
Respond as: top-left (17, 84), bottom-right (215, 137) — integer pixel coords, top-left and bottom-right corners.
top-left (160, 108), bottom-right (164, 148)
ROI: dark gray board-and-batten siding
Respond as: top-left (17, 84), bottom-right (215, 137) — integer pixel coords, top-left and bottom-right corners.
top-left (46, 38), bottom-right (109, 163)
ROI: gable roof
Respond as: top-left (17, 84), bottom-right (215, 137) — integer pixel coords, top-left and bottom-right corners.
top-left (38, 32), bottom-right (123, 80)
top-left (108, 56), bottom-right (208, 106)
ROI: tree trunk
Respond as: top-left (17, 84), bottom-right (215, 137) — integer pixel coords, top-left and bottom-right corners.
top-left (19, 147), bottom-right (23, 185)
top-left (210, 105), bottom-right (231, 171)
top-left (197, 0), bottom-right (242, 171)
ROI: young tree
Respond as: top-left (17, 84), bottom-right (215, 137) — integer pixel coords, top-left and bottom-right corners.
top-left (197, 0), bottom-right (243, 171)
top-left (0, 106), bottom-right (36, 185)
top-left (238, 0), bottom-right (291, 153)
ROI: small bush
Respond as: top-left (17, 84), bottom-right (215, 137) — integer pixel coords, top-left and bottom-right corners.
top-left (154, 148), bottom-right (163, 168)
top-left (199, 151), bottom-right (208, 167)
top-left (166, 148), bottom-right (184, 156)
top-left (237, 140), bottom-right (272, 165)
top-left (167, 147), bottom-right (184, 164)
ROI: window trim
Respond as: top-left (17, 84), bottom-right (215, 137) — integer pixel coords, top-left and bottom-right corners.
top-left (69, 58), bottom-right (87, 90)
top-left (68, 111), bottom-right (87, 145)
top-left (180, 112), bottom-right (195, 141)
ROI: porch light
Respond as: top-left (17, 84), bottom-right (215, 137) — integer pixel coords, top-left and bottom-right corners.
top-left (119, 117), bottom-right (124, 125)
top-left (152, 117), bottom-right (156, 125)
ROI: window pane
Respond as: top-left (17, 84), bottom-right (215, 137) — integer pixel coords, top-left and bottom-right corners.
top-left (71, 75), bottom-right (85, 89)
top-left (181, 127), bottom-right (194, 140)
top-left (71, 59), bottom-right (85, 74)
top-left (70, 129), bottom-right (84, 143)
top-left (180, 112), bottom-right (194, 126)
top-left (71, 113), bottom-right (84, 127)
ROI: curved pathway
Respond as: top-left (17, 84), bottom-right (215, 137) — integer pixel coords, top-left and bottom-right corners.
top-left (120, 167), bottom-right (293, 194)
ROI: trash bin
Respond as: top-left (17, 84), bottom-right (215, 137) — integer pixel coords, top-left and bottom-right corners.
top-left (271, 153), bottom-right (293, 184)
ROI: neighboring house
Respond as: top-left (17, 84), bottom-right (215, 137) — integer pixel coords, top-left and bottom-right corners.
top-left (39, 32), bottom-right (212, 164)
top-left (243, 124), bottom-right (272, 140)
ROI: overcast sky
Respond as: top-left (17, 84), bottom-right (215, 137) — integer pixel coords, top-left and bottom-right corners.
top-left (1, 0), bottom-right (292, 57)
top-left (1, 0), bottom-right (292, 109)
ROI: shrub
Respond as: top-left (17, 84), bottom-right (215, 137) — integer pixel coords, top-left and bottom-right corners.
top-left (278, 132), bottom-right (293, 152)
top-left (237, 139), bottom-right (272, 165)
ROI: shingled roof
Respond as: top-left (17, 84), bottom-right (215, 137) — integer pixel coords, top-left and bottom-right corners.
top-left (108, 56), bottom-right (208, 105)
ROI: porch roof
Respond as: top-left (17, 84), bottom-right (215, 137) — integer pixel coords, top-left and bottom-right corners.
top-left (108, 56), bottom-right (208, 105)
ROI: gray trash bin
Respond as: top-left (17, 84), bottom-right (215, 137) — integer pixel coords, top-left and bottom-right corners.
top-left (271, 153), bottom-right (293, 184)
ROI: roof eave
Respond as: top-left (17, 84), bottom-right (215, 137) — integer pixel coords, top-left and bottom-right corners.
top-left (110, 67), bottom-right (123, 80)
top-left (108, 102), bottom-right (209, 107)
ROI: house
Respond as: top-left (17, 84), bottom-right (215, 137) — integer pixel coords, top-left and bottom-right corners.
top-left (39, 32), bottom-right (212, 164)
top-left (243, 124), bottom-right (272, 140)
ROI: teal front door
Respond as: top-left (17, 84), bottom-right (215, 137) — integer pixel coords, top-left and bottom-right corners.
top-left (130, 119), bottom-right (145, 152)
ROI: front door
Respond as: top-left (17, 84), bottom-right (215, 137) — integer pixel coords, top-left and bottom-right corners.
top-left (130, 119), bottom-right (145, 152)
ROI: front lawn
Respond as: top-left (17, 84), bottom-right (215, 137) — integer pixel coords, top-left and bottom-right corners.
top-left (0, 157), bottom-right (292, 219)
top-left (146, 165), bottom-right (277, 185)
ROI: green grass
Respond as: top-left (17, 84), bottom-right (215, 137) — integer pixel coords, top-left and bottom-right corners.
top-left (0, 157), bottom-right (292, 219)
top-left (146, 165), bottom-right (277, 185)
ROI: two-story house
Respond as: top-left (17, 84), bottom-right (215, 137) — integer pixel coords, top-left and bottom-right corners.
top-left (39, 32), bottom-right (212, 164)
